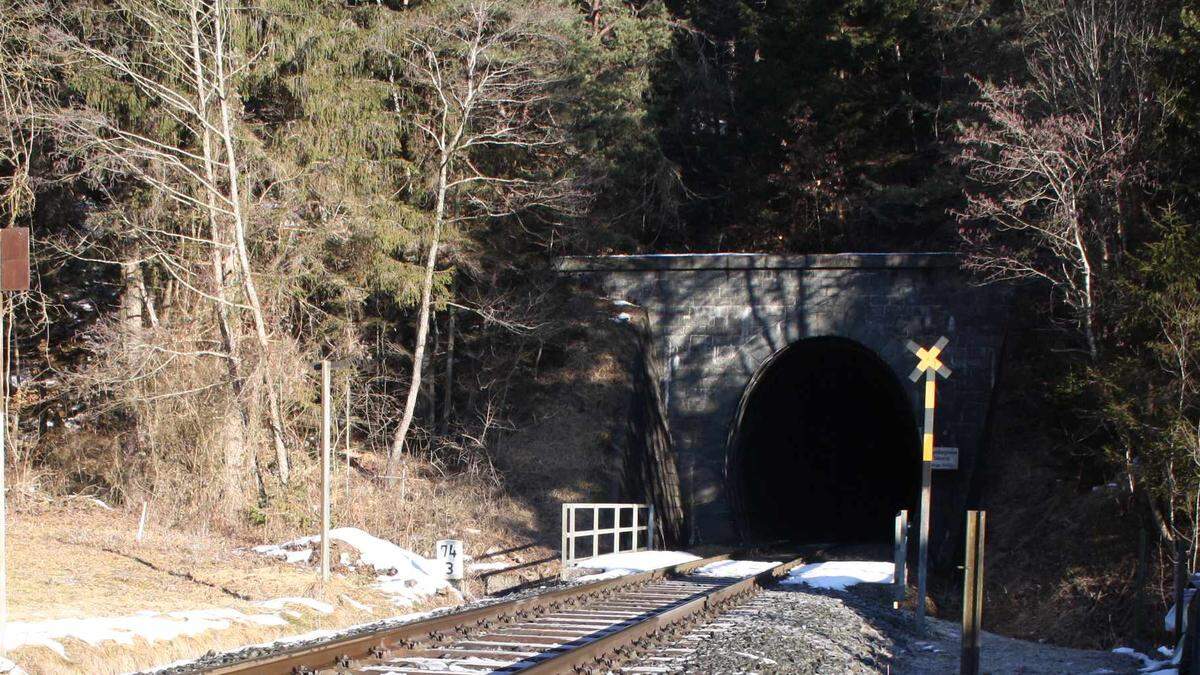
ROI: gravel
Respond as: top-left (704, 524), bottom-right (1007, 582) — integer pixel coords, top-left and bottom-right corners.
top-left (145, 571), bottom-right (1147, 674)
top-left (625, 583), bottom-right (1144, 674)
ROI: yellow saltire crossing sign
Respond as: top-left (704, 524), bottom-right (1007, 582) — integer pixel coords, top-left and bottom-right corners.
top-left (905, 335), bottom-right (951, 628)
top-left (908, 337), bottom-right (952, 461)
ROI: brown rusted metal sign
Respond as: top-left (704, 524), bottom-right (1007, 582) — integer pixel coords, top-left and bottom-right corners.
top-left (0, 228), bottom-right (29, 291)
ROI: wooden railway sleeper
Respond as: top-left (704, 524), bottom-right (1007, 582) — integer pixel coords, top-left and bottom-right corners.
top-left (205, 552), bottom-right (753, 675)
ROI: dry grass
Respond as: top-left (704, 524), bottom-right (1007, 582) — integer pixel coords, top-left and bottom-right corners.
top-left (492, 315), bottom-right (631, 532)
top-left (0, 298), bottom-right (638, 672)
top-left (2, 502), bottom-right (456, 674)
top-left (956, 347), bottom-right (1169, 650)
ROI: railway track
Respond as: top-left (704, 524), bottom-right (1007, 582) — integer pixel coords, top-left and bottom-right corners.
top-left (206, 552), bottom-right (804, 674)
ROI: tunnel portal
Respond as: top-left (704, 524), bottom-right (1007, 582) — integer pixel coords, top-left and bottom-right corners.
top-left (556, 252), bottom-right (1008, 547)
top-left (729, 337), bottom-right (920, 544)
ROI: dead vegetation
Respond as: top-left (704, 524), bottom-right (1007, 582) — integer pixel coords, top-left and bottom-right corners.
top-left (939, 347), bottom-right (1174, 651)
top-left (4, 502), bottom-right (385, 674)
top-left (0, 294), bottom-right (634, 673)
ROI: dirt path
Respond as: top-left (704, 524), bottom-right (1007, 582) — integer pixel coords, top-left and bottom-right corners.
top-left (892, 615), bottom-right (1142, 674)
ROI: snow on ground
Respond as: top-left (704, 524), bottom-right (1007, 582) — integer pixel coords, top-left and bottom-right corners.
top-left (144, 609), bottom-right (438, 674)
top-left (570, 550), bottom-right (701, 582)
top-left (569, 554), bottom-right (893, 589)
top-left (0, 606), bottom-right (296, 658)
top-left (1164, 587), bottom-right (1196, 633)
top-left (1112, 646), bottom-right (1177, 673)
top-left (252, 527), bottom-right (454, 607)
top-left (779, 561), bottom-right (895, 591)
top-left (691, 560), bottom-right (778, 578)
top-left (0, 657), bottom-right (25, 675)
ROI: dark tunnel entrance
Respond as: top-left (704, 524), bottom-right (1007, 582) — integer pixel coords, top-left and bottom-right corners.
top-left (728, 337), bottom-right (920, 544)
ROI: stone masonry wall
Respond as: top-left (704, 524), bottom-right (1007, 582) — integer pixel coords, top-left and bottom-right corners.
top-left (557, 253), bottom-right (1010, 552)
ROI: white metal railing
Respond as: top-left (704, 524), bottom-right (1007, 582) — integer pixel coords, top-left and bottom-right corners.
top-left (561, 502), bottom-right (655, 569)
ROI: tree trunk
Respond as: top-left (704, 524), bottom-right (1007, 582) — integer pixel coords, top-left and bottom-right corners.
top-left (386, 159), bottom-right (448, 481)
top-left (440, 307), bottom-right (454, 436)
top-left (426, 310), bottom-right (438, 421)
top-left (1072, 216), bottom-right (1099, 361)
top-left (120, 261), bottom-right (145, 334)
top-left (190, 0), bottom-right (259, 503)
top-left (212, 0), bottom-right (290, 485)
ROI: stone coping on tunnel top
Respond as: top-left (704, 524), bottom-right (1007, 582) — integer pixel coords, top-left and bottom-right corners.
top-left (555, 252), bottom-right (961, 273)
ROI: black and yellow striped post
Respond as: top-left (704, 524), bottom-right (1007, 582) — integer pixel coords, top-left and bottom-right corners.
top-left (907, 336), bottom-right (952, 628)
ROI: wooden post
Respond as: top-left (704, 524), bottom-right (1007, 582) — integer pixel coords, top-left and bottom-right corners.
top-left (320, 359), bottom-right (331, 583)
top-left (344, 375), bottom-right (351, 501)
top-left (1177, 539), bottom-right (1188, 641)
top-left (1184, 576), bottom-right (1199, 675)
top-left (440, 307), bottom-right (454, 436)
top-left (894, 509), bottom-right (909, 608)
top-left (961, 510), bottom-right (986, 675)
top-left (1134, 529), bottom-right (1147, 643)
top-left (0, 229), bottom-right (29, 656)
top-left (0, 294), bottom-right (7, 656)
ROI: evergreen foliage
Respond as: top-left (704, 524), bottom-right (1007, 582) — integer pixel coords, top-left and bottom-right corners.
top-left (1, 0), bottom-right (1200, 570)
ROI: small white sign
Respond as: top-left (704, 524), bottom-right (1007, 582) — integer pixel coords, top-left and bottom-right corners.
top-left (932, 447), bottom-right (959, 471)
top-left (436, 539), bottom-right (464, 580)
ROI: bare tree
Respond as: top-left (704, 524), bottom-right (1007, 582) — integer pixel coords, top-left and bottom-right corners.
top-left (385, 0), bottom-right (579, 479)
top-left (48, 0), bottom-right (293, 490)
top-left (0, 2), bottom-right (51, 230)
top-left (956, 0), bottom-right (1160, 360)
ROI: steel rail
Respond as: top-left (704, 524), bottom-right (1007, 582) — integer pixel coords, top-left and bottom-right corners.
top-left (205, 552), bottom-right (740, 674)
top-left (521, 555), bottom-right (805, 673)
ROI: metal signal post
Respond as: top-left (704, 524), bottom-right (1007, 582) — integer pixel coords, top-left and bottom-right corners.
top-left (0, 228), bottom-right (30, 654)
top-left (907, 336), bottom-right (951, 628)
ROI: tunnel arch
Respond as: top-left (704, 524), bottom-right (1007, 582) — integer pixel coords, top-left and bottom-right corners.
top-left (726, 336), bottom-right (920, 544)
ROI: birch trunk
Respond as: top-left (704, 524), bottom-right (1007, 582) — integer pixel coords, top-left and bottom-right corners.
top-left (212, 0), bottom-right (290, 484)
top-left (386, 159), bottom-right (448, 481)
top-left (189, 0), bottom-right (253, 505)
top-left (440, 307), bottom-right (454, 436)
top-left (1071, 208), bottom-right (1099, 362)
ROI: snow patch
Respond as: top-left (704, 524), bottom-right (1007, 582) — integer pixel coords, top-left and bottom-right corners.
top-left (339, 594), bottom-right (373, 613)
top-left (779, 561), bottom-right (894, 591)
top-left (146, 609), bottom-right (438, 673)
top-left (691, 560), bottom-right (778, 578)
top-left (570, 550), bottom-right (700, 582)
top-left (252, 527), bottom-right (454, 607)
top-left (0, 606), bottom-right (297, 658)
top-left (1111, 646), bottom-right (1175, 672)
top-left (1164, 588), bottom-right (1195, 632)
